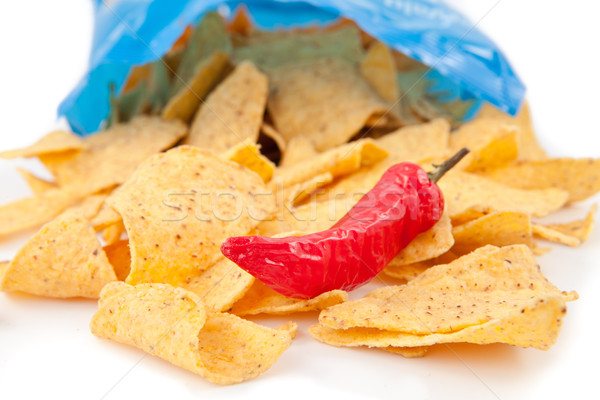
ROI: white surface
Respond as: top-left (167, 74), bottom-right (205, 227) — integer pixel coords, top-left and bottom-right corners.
top-left (1, 1), bottom-right (599, 399)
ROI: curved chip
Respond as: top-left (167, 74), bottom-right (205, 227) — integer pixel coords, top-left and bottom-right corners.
top-left (108, 146), bottom-right (275, 286)
top-left (230, 280), bottom-right (348, 316)
top-left (221, 141), bottom-right (275, 183)
top-left (0, 130), bottom-right (85, 159)
top-left (186, 61), bottom-right (268, 152)
top-left (319, 245), bottom-right (574, 335)
top-left (90, 282), bottom-right (295, 384)
top-left (0, 210), bottom-right (117, 298)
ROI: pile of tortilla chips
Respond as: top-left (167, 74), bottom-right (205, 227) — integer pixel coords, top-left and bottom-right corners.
top-left (0, 7), bottom-right (598, 385)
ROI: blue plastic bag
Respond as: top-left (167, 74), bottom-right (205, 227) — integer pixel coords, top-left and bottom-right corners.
top-left (60, 0), bottom-right (525, 135)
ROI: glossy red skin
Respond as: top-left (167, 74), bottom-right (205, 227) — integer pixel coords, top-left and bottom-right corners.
top-left (221, 163), bottom-right (444, 299)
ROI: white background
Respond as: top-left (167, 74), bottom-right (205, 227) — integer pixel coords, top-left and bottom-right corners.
top-left (1, 1), bottom-right (599, 399)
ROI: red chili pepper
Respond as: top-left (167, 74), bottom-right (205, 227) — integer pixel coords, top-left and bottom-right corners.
top-left (221, 149), bottom-right (468, 299)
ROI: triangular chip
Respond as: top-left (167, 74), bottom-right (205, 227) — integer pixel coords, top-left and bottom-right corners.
top-left (17, 168), bottom-right (57, 195)
top-left (267, 58), bottom-right (388, 151)
top-left (184, 258), bottom-right (255, 312)
top-left (360, 41), bottom-right (399, 104)
top-left (230, 280), bottom-right (347, 316)
top-left (0, 210), bottom-right (117, 298)
top-left (319, 245), bottom-right (574, 336)
top-left (185, 61), bottom-right (268, 152)
top-left (382, 251), bottom-right (457, 282)
top-left (90, 282), bottom-right (295, 384)
top-left (107, 146), bottom-right (275, 286)
top-left (451, 211), bottom-right (533, 255)
top-left (39, 116), bottom-right (187, 195)
top-left (102, 239), bottom-right (131, 281)
top-left (279, 137), bottom-right (317, 168)
top-left (437, 171), bottom-right (569, 217)
top-left (483, 158), bottom-right (600, 202)
top-left (221, 140), bottom-right (275, 183)
top-left (0, 130), bottom-right (85, 159)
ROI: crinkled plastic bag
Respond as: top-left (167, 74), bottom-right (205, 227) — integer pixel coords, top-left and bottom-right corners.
top-left (59, 0), bottom-right (525, 135)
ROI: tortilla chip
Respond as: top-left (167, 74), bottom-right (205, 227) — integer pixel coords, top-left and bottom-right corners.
top-left (39, 116), bottom-right (187, 195)
top-left (285, 172), bottom-right (333, 206)
top-left (230, 280), bottom-right (347, 316)
top-left (228, 5), bottom-right (254, 36)
top-left (449, 118), bottom-right (519, 172)
top-left (260, 122), bottom-right (286, 154)
top-left (542, 205), bottom-right (596, 243)
top-left (273, 139), bottom-right (388, 189)
top-left (162, 52), bottom-right (230, 123)
top-left (101, 220), bottom-right (126, 245)
top-left (476, 102), bottom-right (547, 161)
top-left (107, 146), bottom-right (274, 286)
top-left (379, 346), bottom-right (429, 358)
top-left (375, 119), bottom-right (450, 162)
top-left (102, 239), bottom-right (131, 281)
top-left (221, 141), bottom-right (275, 183)
top-left (279, 137), bottom-right (318, 168)
top-left (437, 171), bottom-right (569, 217)
top-left (388, 212), bottom-right (454, 266)
top-left (360, 41), bottom-right (399, 104)
top-left (90, 199), bottom-right (123, 231)
top-left (183, 258), bottom-right (255, 312)
top-left (319, 245), bottom-right (573, 335)
top-left (267, 58), bottom-right (388, 151)
top-left (532, 224), bottom-right (581, 247)
top-left (90, 282), bottom-right (294, 384)
top-left (0, 188), bottom-right (78, 237)
top-left (382, 252), bottom-right (458, 282)
top-left (68, 194), bottom-right (107, 220)
top-left (449, 206), bottom-right (492, 226)
top-left (451, 211), bottom-right (533, 255)
top-left (17, 168), bottom-right (57, 195)
top-left (310, 291), bottom-right (571, 350)
top-left (483, 158), bottom-right (600, 203)
top-left (0, 210), bottom-right (117, 298)
top-left (185, 61), bottom-right (268, 152)
top-left (233, 26), bottom-right (364, 70)
top-left (0, 130), bottom-right (85, 159)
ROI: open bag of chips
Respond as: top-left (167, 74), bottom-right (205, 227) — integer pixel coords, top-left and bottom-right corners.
top-left (1, 0), bottom-right (599, 386)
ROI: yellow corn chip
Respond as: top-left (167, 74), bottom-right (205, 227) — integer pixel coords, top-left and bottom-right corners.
top-left (101, 220), bottom-right (126, 245)
top-left (382, 251), bottom-right (458, 282)
top-left (267, 58), bottom-right (388, 151)
top-left (380, 346), bottom-right (429, 358)
top-left (183, 258), bottom-right (255, 312)
top-left (230, 280), bottom-right (348, 316)
top-left (532, 224), bottom-right (580, 247)
top-left (221, 141), bottom-right (275, 183)
top-left (90, 282), bottom-right (294, 384)
top-left (17, 168), bottom-right (57, 195)
top-left (375, 119), bottom-right (450, 162)
top-left (260, 122), bottom-right (286, 154)
top-left (0, 188), bottom-right (78, 237)
top-left (0, 210), bottom-right (116, 298)
top-left (360, 41), bottom-right (399, 104)
top-left (102, 239), bottom-right (131, 281)
top-left (451, 211), bottom-right (533, 255)
top-left (186, 61), bottom-right (268, 152)
top-left (310, 290), bottom-right (572, 350)
top-left (279, 137), bottom-right (318, 168)
top-left (162, 52), bottom-right (230, 123)
top-left (388, 212), bottom-right (454, 266)
top-left (90, 199), bottom-right (123, 231)
top-left (476, 102), bottom-right (547, 161)
top-left (39, 116), bottom-right (187, 195)
top-left (449, 206), bottom-right (492, 226)
top-left (0, 130), bottom-right (85, 159)
top-left (285, 172), bottom-right (333, 206)
top-left (108, 146), bottom-right (274, 286)
top-left (543, 205), bottom-right (596, 242)
top-left (449, 118), bottom-right (519, 172)
top-left (319, 245), bottom-right (574, 336)
top-left (273, 139), bottom-right (388, 189)
top-left (438, 171), bottom-right (569, 217)
top-left (483, 158), bottom-right (600, 203)
top-left (68, 194), bottom-right (107, 220)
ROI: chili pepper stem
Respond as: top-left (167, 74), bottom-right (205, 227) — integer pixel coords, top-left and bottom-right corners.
top-left (427, 147), bottom-right (469, 183)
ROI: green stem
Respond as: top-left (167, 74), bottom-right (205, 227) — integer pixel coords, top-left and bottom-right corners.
top-left (427, 147), bottom-right (469, 183)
